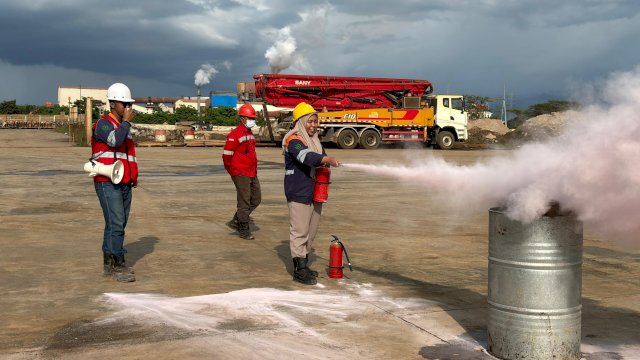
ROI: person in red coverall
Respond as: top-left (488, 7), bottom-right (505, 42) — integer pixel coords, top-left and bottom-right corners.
top-left (222, 104), bottom-right (261, 240)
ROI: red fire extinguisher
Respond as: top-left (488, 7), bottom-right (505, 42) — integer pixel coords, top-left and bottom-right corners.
top-left (313, 166), bottom-right (331, 203)
top-left (329, 235), bottom-right (352, 279)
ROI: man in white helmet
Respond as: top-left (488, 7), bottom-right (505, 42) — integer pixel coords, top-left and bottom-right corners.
top-left (90, 82), bottom-right (138, 282)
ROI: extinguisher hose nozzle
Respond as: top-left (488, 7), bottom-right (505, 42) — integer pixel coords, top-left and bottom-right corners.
top-left (342, 243), bottom-right (353, 272)
top-left (330, 235), bottom-right (353, 271)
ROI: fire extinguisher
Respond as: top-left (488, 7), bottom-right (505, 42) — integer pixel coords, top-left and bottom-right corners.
top-left (329, 235), bottom-right (352, 279)
top-left (313, 165), bottom-right (331, 203)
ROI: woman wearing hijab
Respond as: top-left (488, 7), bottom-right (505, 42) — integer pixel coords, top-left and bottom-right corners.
top-left (283, 102), bottom-right (341, 285)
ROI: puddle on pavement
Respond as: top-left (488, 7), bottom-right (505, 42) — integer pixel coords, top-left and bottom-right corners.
top-left (139, 165), bottom-right (226, 177)
top-left (0, 170), bottom-right (81, 176)
top-left (583, 352), bottom-right (624, 360)
top-left (419, 340), bottom-right (496, 360)
top-left (8, 202), bottom-right (79, 215)
top-left (45, 319), bottom-right (198, 350)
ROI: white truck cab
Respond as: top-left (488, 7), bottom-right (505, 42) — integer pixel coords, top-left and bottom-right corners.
top-left (426, 95), bottom-right (469, 148)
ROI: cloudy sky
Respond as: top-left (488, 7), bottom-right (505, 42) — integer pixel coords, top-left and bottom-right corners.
top-left (1, 0), bottom-right (639, 108)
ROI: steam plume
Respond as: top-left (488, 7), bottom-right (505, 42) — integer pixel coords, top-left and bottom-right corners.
top-left (265, 27), bottom-right (298, 73)
top-left (194, 63), bottom-right (218, 86)
top-left (221, 60), bottom-right (232, 71)
top-left (344, 67), bottom-right (640, 244)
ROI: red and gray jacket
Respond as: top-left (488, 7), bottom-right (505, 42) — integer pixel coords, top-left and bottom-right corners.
top-left (222, 124), bottom-right (257, 177)
top-left (91, 113), bottom-right (138, 186)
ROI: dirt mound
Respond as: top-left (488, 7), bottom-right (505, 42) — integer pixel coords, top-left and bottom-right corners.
top-left (468, 119), bottom-right (510, 135)
top-left (501, 110), bottom-right (579, 145)
top-left (466, 119), bottom-right (511, 145)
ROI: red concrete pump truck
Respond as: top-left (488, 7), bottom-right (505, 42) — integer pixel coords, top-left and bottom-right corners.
top-left (254, 74), bottom-right (468, 150)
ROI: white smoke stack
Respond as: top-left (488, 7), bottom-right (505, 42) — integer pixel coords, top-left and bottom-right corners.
top-left (194, 63), bottom-right (218, 86)
top-left (265, 27), bottom-right (298, 74)
top-left (194, 63), bottom-right (219, 116)
top-left (196, 85), bottom-right (201, 115)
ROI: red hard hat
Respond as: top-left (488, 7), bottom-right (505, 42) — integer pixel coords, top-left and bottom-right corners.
top-left (238, 104), bottom-right (256, 119)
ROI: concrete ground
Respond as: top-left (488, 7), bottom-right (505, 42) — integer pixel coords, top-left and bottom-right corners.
top-left (0, 129), bottom-right (639, 360)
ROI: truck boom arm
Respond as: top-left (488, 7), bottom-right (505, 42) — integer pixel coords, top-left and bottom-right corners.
top-left (254, 74), bottom-right (433, 111)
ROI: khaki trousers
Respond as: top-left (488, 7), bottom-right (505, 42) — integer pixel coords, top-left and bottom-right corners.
top-left (231, 175), bottom-right (261, 223)
top-left (288, 201), bottom-right (323, 258)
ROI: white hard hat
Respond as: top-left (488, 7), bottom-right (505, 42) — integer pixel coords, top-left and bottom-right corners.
top-left (107, 83), bottom-right (134, 102)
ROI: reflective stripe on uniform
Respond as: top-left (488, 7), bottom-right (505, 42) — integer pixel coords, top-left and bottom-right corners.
top-left (223, 150), bottom-right (234, 155)
top-left (239, 135), bottom-right (255, 143)
top-left (285, 169), bottom-right (294, 175)
top-left (107, 130), bottom-right (117, 147)
top-left (296, 148), bottom-right (311, 163)
top-left (93, 151), bottom-right (137, 163)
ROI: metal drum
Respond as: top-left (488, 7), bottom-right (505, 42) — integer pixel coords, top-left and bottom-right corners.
top-left (154, 129), bottom-right (167, 142)
top-left (487, 206), bottom-right (583, 360)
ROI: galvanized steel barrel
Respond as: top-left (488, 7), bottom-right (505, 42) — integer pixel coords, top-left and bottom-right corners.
top-left (487, 207), bottom-right (583, 360)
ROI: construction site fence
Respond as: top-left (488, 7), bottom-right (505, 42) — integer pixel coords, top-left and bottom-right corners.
top-left (1, 114), bottom-right (89, 146)
top-left (0, 114), bottom-right (82, 129)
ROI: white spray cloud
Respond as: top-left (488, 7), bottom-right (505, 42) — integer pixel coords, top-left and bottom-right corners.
top-left (265, 26), bottom-right (300, 73)
top-left (344, 66), bottom-right (640, 244)
top-left (194, 63), bottom-right (218, 86)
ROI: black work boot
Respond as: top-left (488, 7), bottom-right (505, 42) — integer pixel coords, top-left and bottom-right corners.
top-left (292, 257), bottom-right (317, 285)
top-left (225, 213), bottom-right (239, 231)
top-left (111, 255), bottom-right (136, 282)
top-left (103, 252), bottom-right (113, 276)
top-left (248, 217), bottom-right (260, 231)
top-left (238, 222), bottom-right (254, 240)
top-left (306, 254), bottom-right (319, 277)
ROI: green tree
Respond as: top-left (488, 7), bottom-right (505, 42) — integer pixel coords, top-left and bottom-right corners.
top-left (464, 94), bottom-right (495, 120)
top-left (73, 98), bottom-right (86, 114)
top-left (37, 105), bottom-right (69, 115)
top-left (203, 106), bottom-right (238, 126)
top-left (0, 100), bottom-right (19, 114)
top-left (17, 104), bottom-right (36, 114)
top-left (173, 106), bottom-right (199, 123)
top-left (135, 109), bottom-right (174, 124)
top-left (73, 97), bottom-right (102, 119)
top-left (525, 100), bottom-right (579, 118)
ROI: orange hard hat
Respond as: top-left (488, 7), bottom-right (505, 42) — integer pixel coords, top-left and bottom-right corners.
top-left (238, 104), bottom-right (256, 119)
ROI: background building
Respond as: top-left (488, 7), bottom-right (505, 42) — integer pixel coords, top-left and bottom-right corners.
top-left (57, 85), bottom-right (108, 111)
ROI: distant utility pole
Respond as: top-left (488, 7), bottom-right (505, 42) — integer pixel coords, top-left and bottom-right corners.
top-left (501, 85), bottom-right (507, 125)
top-left (85, 97), bottom-right (92, 146)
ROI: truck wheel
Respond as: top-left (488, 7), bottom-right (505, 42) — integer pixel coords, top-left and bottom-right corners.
top-left (436, 131), bottom-right (455, 150)
top-left (337, 129), bottom-right (358, 149)
top-left (359, 129), bottom-right (381, 150)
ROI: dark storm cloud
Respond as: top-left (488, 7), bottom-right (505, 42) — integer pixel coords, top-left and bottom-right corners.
top-left (0, 0), bottom-right (274, 101)
top-left (1, 0), bottom-right (639, 106)
top-left (0, 1), bottom-right (232, 78)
